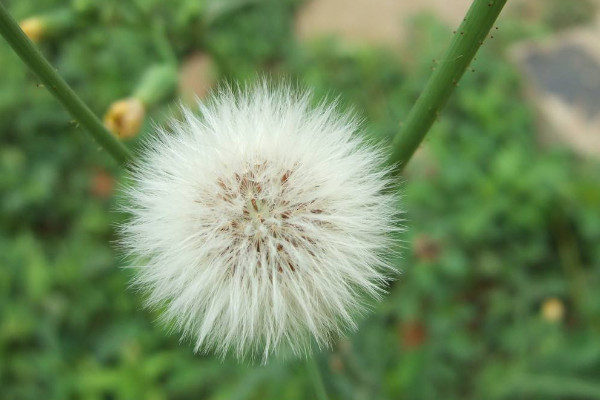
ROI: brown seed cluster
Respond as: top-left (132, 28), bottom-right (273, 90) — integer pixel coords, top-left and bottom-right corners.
top-left (211, 163), bottom-right (313, 275)
top-left (202, 162), bottom-right (334, 277)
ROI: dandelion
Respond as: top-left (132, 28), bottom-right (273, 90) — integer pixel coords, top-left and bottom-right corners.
top-left (120, 83), bottom-right (400, 362)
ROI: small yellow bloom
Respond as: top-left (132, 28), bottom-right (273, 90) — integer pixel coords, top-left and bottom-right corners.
top-left (541, 297), bottom-right (565, 323)
top-left (20, 17), bottom-right (45, 42)
top-left (104, 98), bottom-right (146, 139)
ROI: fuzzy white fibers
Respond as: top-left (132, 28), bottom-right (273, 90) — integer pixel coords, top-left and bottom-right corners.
top-left (120, 83), bottom-right (400, 362)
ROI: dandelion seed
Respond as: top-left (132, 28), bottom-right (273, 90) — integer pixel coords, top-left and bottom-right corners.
top-left (120, 82), bottom-right (401, 362)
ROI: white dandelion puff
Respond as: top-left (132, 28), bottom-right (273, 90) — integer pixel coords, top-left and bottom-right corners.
top-left (120, 82), bottom-right (401, 362)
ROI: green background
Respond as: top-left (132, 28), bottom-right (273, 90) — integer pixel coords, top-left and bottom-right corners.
top-left (1, 0), bottom-right (600, 399)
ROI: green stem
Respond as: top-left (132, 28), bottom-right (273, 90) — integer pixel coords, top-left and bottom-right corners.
top-left (0, 3), bottom-right (132, 164)
top-left (307, 356), bottom-right (329, 400)
top-left (390, 0), bottom-right (507, 170)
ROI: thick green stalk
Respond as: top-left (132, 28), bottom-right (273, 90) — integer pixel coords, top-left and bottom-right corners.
top-left (390, 0), bottom-right (507, 170)
top-left (0, 3), bottom-right (132, 164)
top-left (307, 356), bottom-right (329, 400)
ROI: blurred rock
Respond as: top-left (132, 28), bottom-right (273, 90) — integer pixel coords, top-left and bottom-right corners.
top-left (511, 20), bottom-right (600, 157)
top-left (297, 0), bottom-right (600, 158)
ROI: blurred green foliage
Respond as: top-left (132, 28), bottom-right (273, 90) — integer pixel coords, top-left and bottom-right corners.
top-left (1, 0), bottom-right (600, 399)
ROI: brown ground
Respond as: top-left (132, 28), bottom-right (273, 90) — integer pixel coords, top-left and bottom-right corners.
top-left (295, 0), bottom-right (473, 46)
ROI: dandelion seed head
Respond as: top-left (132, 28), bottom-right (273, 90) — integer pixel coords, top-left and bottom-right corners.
top-left (120, 82), bottom-right (401, 362)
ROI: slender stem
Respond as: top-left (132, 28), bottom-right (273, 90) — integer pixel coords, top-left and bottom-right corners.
top-left (307, 356), bottom-right (329, 400)
top-left (0, 3), bottom-right (132, 164)
top-left (390, 0), bottom-right (507, 170)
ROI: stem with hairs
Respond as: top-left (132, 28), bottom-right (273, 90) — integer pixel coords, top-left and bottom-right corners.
top-left (390, 0), bottom-right (507, 171)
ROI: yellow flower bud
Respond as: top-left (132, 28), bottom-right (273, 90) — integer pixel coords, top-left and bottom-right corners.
top-left (104, 98), bottom-right (146, 139)
top-left (541, 297), bottom-right (565, 323)
top-left (20, 17), bottom-right (45, 42)
top-left (19, 10), bottom-right (74, 43)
